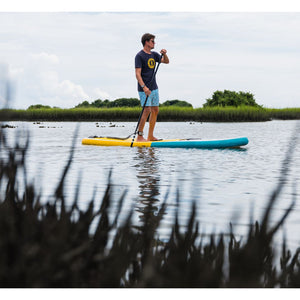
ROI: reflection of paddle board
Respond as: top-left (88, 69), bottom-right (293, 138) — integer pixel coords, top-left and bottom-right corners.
top-left (82, 136), bottom-right (249, 149)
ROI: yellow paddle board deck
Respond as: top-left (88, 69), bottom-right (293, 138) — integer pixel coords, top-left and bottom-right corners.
top-left (81, 136), bottom-right (249, 149)
top-left (82, 137), bottom-right (179, 147)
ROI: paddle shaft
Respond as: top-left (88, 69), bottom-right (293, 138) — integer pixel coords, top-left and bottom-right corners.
top-left (130, 54), bottom-right (163, 147)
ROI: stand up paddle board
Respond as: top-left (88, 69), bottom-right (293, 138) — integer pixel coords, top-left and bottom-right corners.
top-left (82, 136), bottom-right (249, 149)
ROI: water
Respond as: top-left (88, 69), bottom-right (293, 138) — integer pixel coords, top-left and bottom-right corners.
top-left (2, 120), bottom-right (300, 250)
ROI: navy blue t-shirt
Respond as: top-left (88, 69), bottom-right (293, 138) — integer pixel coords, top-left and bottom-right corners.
top-left (135, 50), bottom-right (161, 91)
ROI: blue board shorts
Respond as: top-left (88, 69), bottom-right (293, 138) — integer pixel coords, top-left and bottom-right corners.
top-left (138, 89), bottom-right (159, 107)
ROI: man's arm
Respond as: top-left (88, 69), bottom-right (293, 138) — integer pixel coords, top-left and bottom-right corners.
top-left (160, 49), bottom-right (169, 64)
top-left (135, 68), bottom-right (151, 96)
top-left (135, 68), bottom-right (144, 87)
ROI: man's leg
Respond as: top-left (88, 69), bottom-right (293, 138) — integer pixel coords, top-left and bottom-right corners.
top-left (137, 91), bottom-right (151, 142)
top-left (147, 89), bottom-right (160, 141)
top-left (136, 107), bottom-right (151, 142)
top-left (147, 106), bottom-right (159, 141)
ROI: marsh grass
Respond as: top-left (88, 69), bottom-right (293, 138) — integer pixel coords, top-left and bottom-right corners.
top-left (0, 124), bottom-right (300, 287)
top-left (0, 107), bottom-right (141, 122)
top-left (267, 108), bottom-right (300, 120)
top-left (1, 106), bottom-right (300, 122)
top-left (190, 106), bottom-right (271, 122)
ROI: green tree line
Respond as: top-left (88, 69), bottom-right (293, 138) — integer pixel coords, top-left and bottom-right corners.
top-left (27, 90), bottom-right (261, 110)
top-left (75, 98), bottom-right (193, 108)
top-left (27, 98), bottom-right (193, 110)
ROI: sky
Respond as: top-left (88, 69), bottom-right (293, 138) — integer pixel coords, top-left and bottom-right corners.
top-left (1, 3), bottom-right (300, 109)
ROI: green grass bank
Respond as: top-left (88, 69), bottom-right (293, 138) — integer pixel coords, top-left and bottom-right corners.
top-left (1, 106), bottom-right (300, 122)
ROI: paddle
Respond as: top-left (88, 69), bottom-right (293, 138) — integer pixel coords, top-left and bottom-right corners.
top-left (130, 53), bottom-right (164, 147)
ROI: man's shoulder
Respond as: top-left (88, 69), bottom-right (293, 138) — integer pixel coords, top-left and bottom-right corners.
top-left (135, 50), bottom-right (159, 63)
top-left (135, 50), bottom-right (144, 57)
top-left (152, 51), bottom-right (160, 59)
top-left (136, 50), bottom-right (158, 57)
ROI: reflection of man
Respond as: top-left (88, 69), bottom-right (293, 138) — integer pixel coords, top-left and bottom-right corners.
top-left (135, 33), bottom-right (169, 142)
top-left (134, 148), bottom-right (160, 223)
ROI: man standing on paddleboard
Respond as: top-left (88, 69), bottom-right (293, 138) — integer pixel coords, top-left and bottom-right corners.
top-left (135, 33), bottom-right (169, 142)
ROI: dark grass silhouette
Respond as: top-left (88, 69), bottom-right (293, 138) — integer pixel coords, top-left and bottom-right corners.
top-left (0, 123), bottom-right (299, 287)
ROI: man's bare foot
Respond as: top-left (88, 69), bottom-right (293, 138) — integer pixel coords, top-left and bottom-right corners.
top-left (147, 136), bottom-right (159, 141)
top-left (136, 136), bottom-right (147, 142)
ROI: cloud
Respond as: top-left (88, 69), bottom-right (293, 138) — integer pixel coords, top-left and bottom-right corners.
top-left (35, 69), bottom-right (88, 105)
top-left (31, 65), bottom-right (112, 108)
top-left (9, 66), bottom-right (24, 78)
top-left (31, 52), bottom-right (60, 64)
top-left (92, 88), bottom-right (111, 100)
top-left (58, 80), bottom-right (87, 98)
top-left (7, 50), bottom-right (112, 108)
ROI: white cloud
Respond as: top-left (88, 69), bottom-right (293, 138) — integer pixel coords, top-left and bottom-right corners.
top-left (92, 88), bottom-right (111, 100)
top-left (31, 52), bottom-right (60, 64)
top-left (30, 66), bottom-right (111, 108)
top-left (57, 80), bottom-right (88, 99)
top-left (4, 50), bottom-right (112, 108)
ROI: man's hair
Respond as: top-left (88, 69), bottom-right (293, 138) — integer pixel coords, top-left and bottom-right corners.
top-left (141, 33), bottom-right (155, 46)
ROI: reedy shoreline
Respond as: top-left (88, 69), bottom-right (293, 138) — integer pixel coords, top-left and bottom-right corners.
top-left (1, 106), bottom-right (300, 122)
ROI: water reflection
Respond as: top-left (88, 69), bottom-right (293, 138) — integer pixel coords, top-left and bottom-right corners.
top-left (133, 147), bottom-right (161, 224)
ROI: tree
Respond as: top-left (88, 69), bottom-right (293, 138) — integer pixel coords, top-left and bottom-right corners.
top-left (74, 98), bottom-right (193, 108)
top-left (112, 98), bottom-right (140, 107)
top-left (91, 99), bottom-right (104, 107)
top-left (160, 100), bottom-right (193, 107)
top-left (203, 90), bottom-right (261, 108)
top-left (75, 101), bottom-right (90, 108)
top-left (75, 98), bottom-right (140, 108)
top-left (27, 104), bottom-right (51, 109)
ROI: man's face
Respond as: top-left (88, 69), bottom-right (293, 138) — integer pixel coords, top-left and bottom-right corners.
top-left (147, 39), bottom-right (155, 49)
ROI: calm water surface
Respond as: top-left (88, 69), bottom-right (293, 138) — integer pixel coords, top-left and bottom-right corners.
top-left (3, 120), bottom-right (300, 249)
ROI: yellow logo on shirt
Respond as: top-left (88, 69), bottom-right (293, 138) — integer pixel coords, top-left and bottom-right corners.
top-left (148, 58), bottom-right (155, 69)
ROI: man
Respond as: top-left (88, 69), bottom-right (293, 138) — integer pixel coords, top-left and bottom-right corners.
top-left (135, 33), bottom-right (169, 142)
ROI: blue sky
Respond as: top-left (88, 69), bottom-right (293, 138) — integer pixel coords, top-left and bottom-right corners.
top-left (1, 8), bottom-right (300, 108)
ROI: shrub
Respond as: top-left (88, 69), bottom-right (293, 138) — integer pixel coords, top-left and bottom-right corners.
top-left (203, 90), bottom-right (261, 108)
top-left (160, 100), bottom-right (193, 107)
top-left (27, 104), bottom-right (52, 109)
